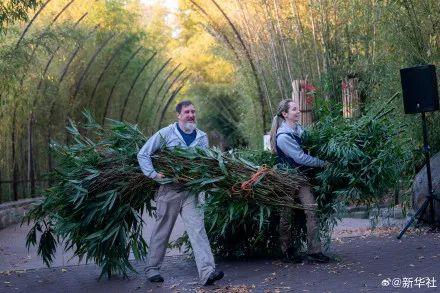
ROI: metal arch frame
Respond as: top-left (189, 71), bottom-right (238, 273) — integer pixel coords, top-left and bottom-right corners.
top-left (188, 0), bottom-right (242, 64)
top-left (47, 23), bottom-right (100, 154)
top-left (153, 64), bottom-right (181, 101)
top-left (58, 24), bottom-right (101, 84)
top-left (154, 68), bottom-right (187, 118)
top-left (36, 12), bottom-right (89, 93)
top-left (89, 35), bottom-right (134, 105)
top-left (44, 14), bottom-right (93, 124)
top-left (190, 0), bottom-right (267, 131)
top-left (70, 32), bottom-right (117, 105)
top-left (47, 0), bottom-right (76, 27)
top-left (158, 74), bottom-right (190, 128)
top-left (14, 0), bottom-right (80, 196)
top-left (101, 46), bottom-right (143, 124)
top-left (119, 51), bottom-right (158, 121)
top-left (20, 0), bottom-right (78, 87)
top-left (134, 58), bottom-right (172, 123)
top-left (27, 10), bottom-right (88, 194)
top-left (209, 0), bottom-right (267, 131)
top-left (16, 0), bottom-right (100, 48)
top-left (155, 70), bottom-right (187, 128)
top-left (141, 63), bottom-right (181, 126)
top-left (15, 0), bottom-right (54, 49)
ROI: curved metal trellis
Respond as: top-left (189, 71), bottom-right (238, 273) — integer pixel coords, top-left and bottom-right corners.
top-left (20, 0), bottom-right (78, 87)
top-left (188, 0), bottom-right (241, 64)
top-left (47, 0), bottom-right (76, 28)
top-left (70, 32), bottom-right (117, 105)
top-left (15, 0), bottom-right (54, 48)
top-left (142, 63), bottom-right (181, 126)
top-left (13, 0), bottom-right (80, 196)
top-left (134, 58), bottom-right (172, 123)
top-left (101, 46), bottom-right (143, 124)
top-left (89, 35), bottom-right (134, 105)
top-left (191, 0), bottom-right (268, 131)
top-left (36, 12), bottom-right (88, 93)
top-left (156, 69), bottom-right (187, 128)
top-left (158, 74), bottom-right (190, 127)
top-left (58, 24), bottom-right (101, 84)
top-left (119, 51), bottom-right (158, 120)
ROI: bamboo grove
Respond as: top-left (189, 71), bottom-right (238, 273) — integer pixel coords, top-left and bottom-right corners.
top-left (175, 0), bottom-right (439, 150)
top-left (0, 0), bottom-right (191, 202)
top-left (1, 0), bottom-right (439, 203)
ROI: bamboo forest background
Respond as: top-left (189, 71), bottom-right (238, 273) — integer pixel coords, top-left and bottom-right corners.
top-left (0, 0), bottom-right (439, 203)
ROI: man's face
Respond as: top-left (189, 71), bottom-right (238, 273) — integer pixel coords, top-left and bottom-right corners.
top-left (177, 104), bottom-right (196, 126)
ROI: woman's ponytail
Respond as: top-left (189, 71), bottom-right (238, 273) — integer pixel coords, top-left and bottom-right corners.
top-left (269, 99), bottom-right (293, 154)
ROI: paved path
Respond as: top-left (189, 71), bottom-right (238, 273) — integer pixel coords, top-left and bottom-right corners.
top-left (0, 214), bottom-right (407, 272)
top-left (0, 228), bottom-right (439, 292)
top-left (3, 212), bottom-right (438, 293)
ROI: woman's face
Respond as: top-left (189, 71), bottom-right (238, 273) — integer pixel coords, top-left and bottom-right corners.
top-left (282, 101), bottom-right (301, 124)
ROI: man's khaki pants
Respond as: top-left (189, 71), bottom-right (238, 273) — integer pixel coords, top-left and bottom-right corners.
top-left (145, 183), bottom-right (215, 284)
top-left (279, 185), bottom-right (321, 254)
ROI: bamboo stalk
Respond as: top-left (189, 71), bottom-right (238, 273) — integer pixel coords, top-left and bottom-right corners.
top-left (209, 0), bottom-right (268, 131)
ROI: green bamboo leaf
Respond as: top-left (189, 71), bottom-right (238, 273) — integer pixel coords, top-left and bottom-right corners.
top-left (217, 152), bottom-right (228, 175)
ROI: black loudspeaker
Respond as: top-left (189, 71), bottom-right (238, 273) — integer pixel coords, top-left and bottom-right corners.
top-left (400, 64), bottom-right (439, 114)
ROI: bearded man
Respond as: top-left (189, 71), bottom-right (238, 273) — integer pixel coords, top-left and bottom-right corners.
top-left (137, 100), bottom-right (224, 286)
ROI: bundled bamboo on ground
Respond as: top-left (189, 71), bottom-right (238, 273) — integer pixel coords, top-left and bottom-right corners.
top-left (24, 112), bottom-right (306, 278)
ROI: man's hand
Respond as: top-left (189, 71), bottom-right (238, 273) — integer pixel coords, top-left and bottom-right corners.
top-left (155, 172), bottom-right (165, 180)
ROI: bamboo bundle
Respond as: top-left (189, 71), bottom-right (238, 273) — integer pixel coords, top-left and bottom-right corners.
top-left (23, 112), bottom-right (306, 278)
top-left (24, 99), bottom-right (413, 276)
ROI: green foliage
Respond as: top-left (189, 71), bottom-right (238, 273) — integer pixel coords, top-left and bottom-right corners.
top-left (0, 0), bottom-right (42, 33)
top-left (303, 97), bottom-right (415, 239)
top-left (24, 112), bottom-right (306, 277)
top-left (198, 89), bottom-right (248, 148)
top-left (24, 113), bottom-right (155, 278)
top-left (0, 1), bottom-right (177, 203)
top-left (175, 98), bottom-right (415, 258)
top-left (25, 105), bottom-right (415, 269)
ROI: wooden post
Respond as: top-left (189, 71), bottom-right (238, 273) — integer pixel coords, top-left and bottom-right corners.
top-left (342, 77), bottom-right (360, 118)
top-left (292, 79), bottom-right (314, 126)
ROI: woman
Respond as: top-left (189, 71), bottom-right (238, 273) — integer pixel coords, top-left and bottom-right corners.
top-left (269, 99), bottom-right (330, 263)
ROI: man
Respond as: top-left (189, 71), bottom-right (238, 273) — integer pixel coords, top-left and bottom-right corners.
top-left (137, 100), bottom-right (224, 286)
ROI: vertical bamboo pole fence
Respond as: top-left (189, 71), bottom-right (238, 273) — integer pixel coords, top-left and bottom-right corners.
top-left (342, 77), bottom-right (360, 118)
top-left (292, 79), bottom-right (314, 126)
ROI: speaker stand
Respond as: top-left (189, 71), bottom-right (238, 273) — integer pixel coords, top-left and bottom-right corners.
top-left (397, 112), bottom-right (439, 239)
